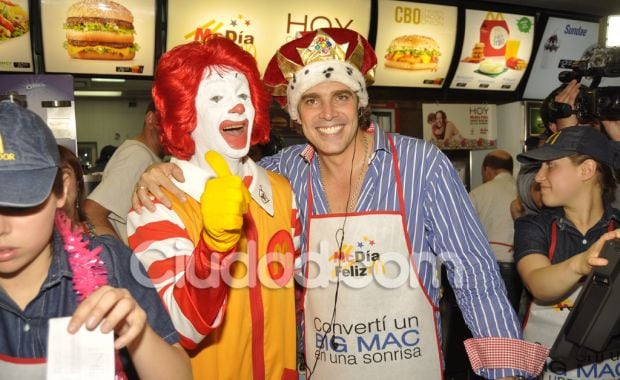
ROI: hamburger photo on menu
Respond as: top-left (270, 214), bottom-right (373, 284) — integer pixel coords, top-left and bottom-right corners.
top-left (63, 0), bottom-right (138, 60)
top-left (384, 35), bottom-right (441, 71)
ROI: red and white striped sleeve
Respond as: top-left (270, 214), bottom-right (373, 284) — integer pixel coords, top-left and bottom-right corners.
top-left (127, 201), bottom-right (229, 350)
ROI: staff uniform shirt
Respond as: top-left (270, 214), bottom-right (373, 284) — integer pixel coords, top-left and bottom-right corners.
top-left (514, 206), bottom-right (620, 265)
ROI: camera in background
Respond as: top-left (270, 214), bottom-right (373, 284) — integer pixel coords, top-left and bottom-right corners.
top-left (555, 46), bottom-right (620, 121)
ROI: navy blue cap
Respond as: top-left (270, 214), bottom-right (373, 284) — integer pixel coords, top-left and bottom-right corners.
top-left (0, 102), bottom-right (60, 207)
top-left (517, 126), bottom-right (619, 168)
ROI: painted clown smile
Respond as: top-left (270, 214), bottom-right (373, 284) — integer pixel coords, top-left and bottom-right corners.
top-left (220, 119), bottom-right (249, 148)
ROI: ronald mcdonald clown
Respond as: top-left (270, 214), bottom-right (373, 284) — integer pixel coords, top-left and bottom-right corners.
top-left (127, 37), bottom-right (299, 380)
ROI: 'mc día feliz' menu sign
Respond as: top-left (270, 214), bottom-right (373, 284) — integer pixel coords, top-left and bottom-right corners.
top-left (166, 0), bottom-right (371, 75)
top-left (40, 0), bottom-right (157, 76)
top-left (450, 10), bottom-right (534, 91)
top-left (374, 1), bottom-right (457, 88)
top-left (0, 0), bottom-right (33, 72)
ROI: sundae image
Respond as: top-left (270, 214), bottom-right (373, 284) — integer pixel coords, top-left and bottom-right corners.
top-left (544, 34), bottom-right (559, 52)
top-left (540, 33), bottom-right (560, 69)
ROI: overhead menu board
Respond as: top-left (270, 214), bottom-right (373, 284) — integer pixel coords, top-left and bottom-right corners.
top-left (0, 0), bottom-right (33, 72)
top-left (450, 10), bottom-right (535, 91)
top-left (523, 17), bottom-right (599, 99)
top-left (373, 1), bottom-right (457, 88)
top-left (166, 0), bottom-right (371, 75)
top-left (40, 0), bottom-right (157, 76)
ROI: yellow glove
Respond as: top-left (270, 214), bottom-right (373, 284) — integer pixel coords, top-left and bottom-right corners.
top-left (200, 151), bottom-right (251, 252)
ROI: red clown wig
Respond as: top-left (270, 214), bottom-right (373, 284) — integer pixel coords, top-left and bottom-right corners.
top-left (153, 38), bottom-right (271, 160)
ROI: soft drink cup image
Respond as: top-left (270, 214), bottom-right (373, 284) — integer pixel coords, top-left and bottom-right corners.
top-left (505, 39), bottom-right (520, 60)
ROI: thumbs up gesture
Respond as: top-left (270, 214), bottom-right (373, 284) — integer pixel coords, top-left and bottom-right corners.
top-left (200, 151), bottom-right (251, 252)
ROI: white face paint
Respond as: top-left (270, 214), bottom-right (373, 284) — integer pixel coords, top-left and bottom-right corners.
top-left (192, 67), bottom-right (255, 166)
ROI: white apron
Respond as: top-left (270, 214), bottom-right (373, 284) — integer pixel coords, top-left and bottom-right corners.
top-left (523, 220), bottom-right (620, 379)
top-left (302, 136), bottom-right (443, 379)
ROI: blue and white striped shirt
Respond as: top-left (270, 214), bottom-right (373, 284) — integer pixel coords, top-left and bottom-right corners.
top-left (260, 127), bottom-right (535, 378)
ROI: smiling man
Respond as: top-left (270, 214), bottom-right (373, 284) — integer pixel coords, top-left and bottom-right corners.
top-left (260, 28), bottom-right (547, 379)
top-left (126, 38), bottom-right (300, 380)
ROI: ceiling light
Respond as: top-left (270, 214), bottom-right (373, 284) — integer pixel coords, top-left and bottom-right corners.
top-left (607, 15), bottom-right (620, 47)
top-left (91, 78), bottom-right (126, 83)
top-left (74, 90), bottom-right (122, 97)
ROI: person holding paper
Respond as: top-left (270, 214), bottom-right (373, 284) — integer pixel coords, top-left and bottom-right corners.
top-left (0, 102), bottom-right (191, 380)
top-left (126, 37), bottom-right (299, 380)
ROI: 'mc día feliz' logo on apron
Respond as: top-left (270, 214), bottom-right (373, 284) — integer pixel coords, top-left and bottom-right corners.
top-left (305, 234), bottom-right (425, 290)
top-left (329, 236), bottom-right (385, 279)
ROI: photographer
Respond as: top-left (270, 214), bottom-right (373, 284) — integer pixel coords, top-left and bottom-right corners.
top-left (508, 80), bottom-right (583, 222)
top-left (546, 79), bottom-right (620, 139)
top-left (513, 126), bottom-right (620, 378)
top-left (544, 78), bottom-right (620, 210)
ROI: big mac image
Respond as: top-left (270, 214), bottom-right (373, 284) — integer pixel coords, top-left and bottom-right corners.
top-left (384, 35), bottom-right (441, 71)
top-left (63, 0), bottom-right (138, 60)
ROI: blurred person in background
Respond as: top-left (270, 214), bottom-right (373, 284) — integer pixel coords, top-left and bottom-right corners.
top-left (91, 144), bottom-right (117, 173)
top-left (510, 164), bottom-right (544, 221)
top-left (469, 150), bottom-right (522, 312)
top-left (84, 101), bottom-right (163, 243)
top-left (58, 145), bottom-right (95, 236)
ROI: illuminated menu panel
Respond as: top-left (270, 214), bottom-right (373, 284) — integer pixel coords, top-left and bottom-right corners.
top-left (450, 9), bottom-right (535, 91)
top-left (523, 17), bottom-right (600, 99)
top-left (166, 0), bottom-right (371, 75)
top-left (0, 0), bottom-right (33, 72)
top-left (41, 0), bottom-right (156, 76)
top-left (374, 1), bottom-right (457, 88)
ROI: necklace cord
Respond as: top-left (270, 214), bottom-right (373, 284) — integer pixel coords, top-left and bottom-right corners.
top-left (307, 128), bottom-right (362, 379)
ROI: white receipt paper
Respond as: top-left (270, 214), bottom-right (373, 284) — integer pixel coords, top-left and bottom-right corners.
top-left (46, 316), bottom-right (115, 380)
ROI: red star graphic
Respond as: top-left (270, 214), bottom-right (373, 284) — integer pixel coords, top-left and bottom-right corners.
top-left (369, 240), bottom-right (375, 246)
top-left (245, 20), bottom-right (251, 26)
